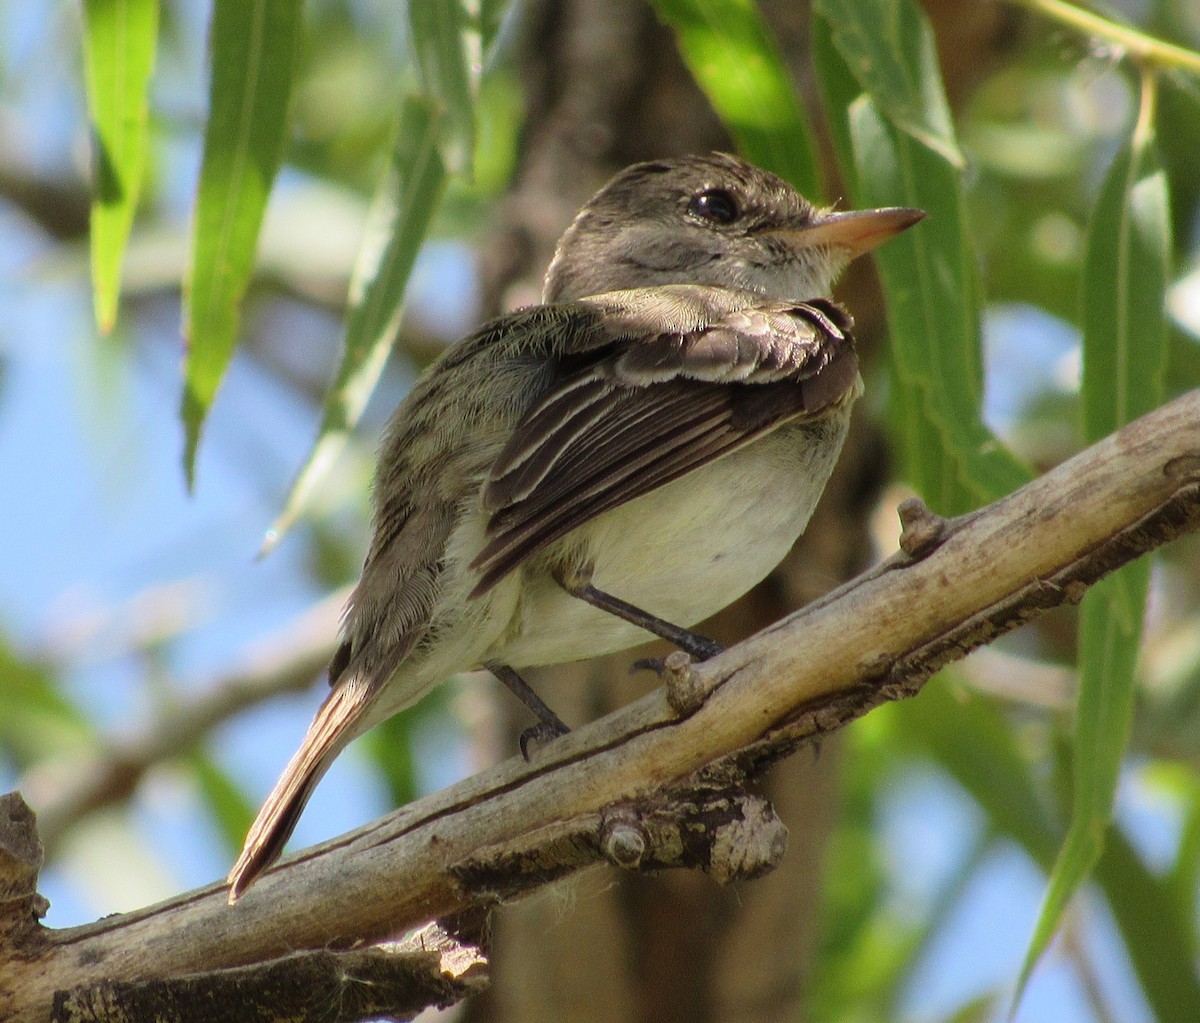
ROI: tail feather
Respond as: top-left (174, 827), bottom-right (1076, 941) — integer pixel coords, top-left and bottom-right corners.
top-left (227, 677), bottom-right (377, 902)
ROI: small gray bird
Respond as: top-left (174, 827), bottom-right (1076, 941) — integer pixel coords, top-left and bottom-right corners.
top-left (228, 153), bottom-right (923, 899)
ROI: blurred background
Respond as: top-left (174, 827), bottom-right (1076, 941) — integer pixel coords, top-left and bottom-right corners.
top-left (2, 1), bottom-right (1200, 1021)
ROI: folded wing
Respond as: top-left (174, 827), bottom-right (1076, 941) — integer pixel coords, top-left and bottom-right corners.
top-left (470, 287), bottom-right (858, 595)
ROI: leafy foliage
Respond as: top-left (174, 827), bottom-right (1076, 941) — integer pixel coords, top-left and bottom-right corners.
top-left (182, 0), bottom-right (302, 484)
top-left (4, 0), bottom-right (1200, 1020)
top-left (82, 0), bottom-right (158, 333)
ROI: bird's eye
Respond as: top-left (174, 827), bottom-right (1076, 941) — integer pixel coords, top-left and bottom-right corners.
top-left (688, 189), bottom-right (739, 225)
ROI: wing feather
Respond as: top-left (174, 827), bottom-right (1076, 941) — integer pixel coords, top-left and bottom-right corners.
top-left (470, 293), bottom-right (858, 595)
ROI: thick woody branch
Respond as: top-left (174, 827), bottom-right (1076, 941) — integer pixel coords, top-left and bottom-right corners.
top-left (2, 389), bottom-right (1199, 1022)
top-left (49, 920), bottom-right (487, 1023)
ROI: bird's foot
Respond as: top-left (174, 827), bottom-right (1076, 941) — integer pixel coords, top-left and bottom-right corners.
top-left (519, 718), bottom-right (571, 761)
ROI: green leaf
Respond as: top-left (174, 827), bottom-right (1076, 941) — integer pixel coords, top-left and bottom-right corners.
top-left (262, 96), bottom-right (446, 554)
top-left (1019, 92), bottom-right (1170, 995)
top-left (887, 682), bottom-right (1059, 861)
top-left (814, 5), bottom-right (1028, 514)
top-left (477, 0), bottom-right (509, 55)
top-left (649, 0), bottom-right (821, 197)
top-left (1081, 127), bottom-right (1171, 444)
top-left (82, 0), bottom-right (159, 334)
top-left (890, 679), bottom-right (1200, 1019)
top-left (812, 0), bottom-right (962, 167)
top-left (1169, 327), bottom-right (1200, 394)
top-left (1094, 826), bottom-right (1200, 1023)
top-left (1158, 71), bottom-right (1200, 249)
top-left (410, 0), bottom-right (475, 174)
top-left (810, 11), bottom-right (859, 190)
top-left (181, 0), bottom-right (302, 487)
top-left (361, 685), bottom-right (451, 807)
top-left (0, 640), bottom-right (90, 767)
top-left (1169, 776), bottom-right (1200, 941)
top-left (190, 750), bottom-right (256, 853)
top-left (844, 94), bottom-right (1030, 514)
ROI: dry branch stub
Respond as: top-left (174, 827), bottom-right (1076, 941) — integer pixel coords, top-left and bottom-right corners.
top-left (0, 793), bottom-right (48, 951)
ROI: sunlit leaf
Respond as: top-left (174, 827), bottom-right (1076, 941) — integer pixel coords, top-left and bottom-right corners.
top-left (410, 0), bottom-right (476, 174)
top-left (361, 686), bottom-right (451, 807)
top-left (82, 0), bottom-right (158, 333)
top-left (1094, 826), bottom-right (1200, 1023)
top-left (1019, 81), bottom-right (1170, 995)
top-left (181, 0), bottom-right (302, 487)
top-left (810, 12), bottom-right (857, 187)
top-left (263, 96), bottom-right (446, 554)
top-left (844, 95), bottom-right (1030, 514)
top-left (477, 0), bottom-right (509, 55)
top-left (649, 0), bottom-right (821, 196)
top-left (1081, 124), bottom-right (1171, 443)
top-left (890, 679), bottom-right (1200, 1019)
top-left (887, 682), bottom-right (1059, 859)
top-left (813, 6), bottom-right (1028, 514)
top-left (1169, 776), bottom-right (1200, 938)
top-left (812, 0), bottom-right (962, 166)
top-left (190, 750), bottom-right (256, 853)
top-left (0, 640), bottom-right (90, 766)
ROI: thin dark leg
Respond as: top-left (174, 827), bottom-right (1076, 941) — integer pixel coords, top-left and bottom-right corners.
top-left (487, 662), bottom-right (570, 759)
top-left (561, 580), bottom-right (725, 661)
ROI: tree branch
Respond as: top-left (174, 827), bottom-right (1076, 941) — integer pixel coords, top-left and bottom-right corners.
top-left (3, 389), bottom-right (1198, 1022)
top-left (50, 920), bottom-right (487, 1023)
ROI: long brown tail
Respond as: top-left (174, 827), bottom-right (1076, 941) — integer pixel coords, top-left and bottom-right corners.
top-left (227, 676), bottom-right (378, 902)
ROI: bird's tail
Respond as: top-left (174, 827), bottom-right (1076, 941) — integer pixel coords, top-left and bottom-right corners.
top-left (227, 676), bottom-right (377, 902)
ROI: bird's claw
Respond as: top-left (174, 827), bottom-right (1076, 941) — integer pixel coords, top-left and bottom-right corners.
top-left (519, 719), bottom-right (570, 761)
top-left (630, 656), bottom-right (668, 676)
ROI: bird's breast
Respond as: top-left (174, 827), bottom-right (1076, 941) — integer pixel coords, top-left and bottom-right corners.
top-left (487, 405), bottom-right (854, 669)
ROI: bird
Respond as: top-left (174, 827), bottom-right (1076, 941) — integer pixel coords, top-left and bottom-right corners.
top-left (227, 152), bottom-right (924, 899)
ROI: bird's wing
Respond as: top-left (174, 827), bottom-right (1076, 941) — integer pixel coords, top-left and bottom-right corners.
top-left (470, 286), bottom-right (858, 595)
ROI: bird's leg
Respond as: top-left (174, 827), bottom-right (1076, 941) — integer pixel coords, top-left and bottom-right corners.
top-left (555, 566), bottom-right (725, 662)
top-left (487, 662), bottom-right (570, 759)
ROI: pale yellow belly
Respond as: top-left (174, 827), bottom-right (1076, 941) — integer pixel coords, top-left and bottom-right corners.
top-left (487, 410), bottom-right (852, 668)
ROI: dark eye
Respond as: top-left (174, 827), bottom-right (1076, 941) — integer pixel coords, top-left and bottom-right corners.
top-left (688, 189), bottom-right (739, 225)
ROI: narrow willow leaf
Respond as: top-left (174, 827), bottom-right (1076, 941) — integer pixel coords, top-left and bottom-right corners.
top-left (846, 95), bottom-right (1029, 514)
top-left (886, 684), bottom-right (1059, 860)
top-left (410, 0), bottom-right (475, 174)
top-left (1094, 802), bottom-right (1200, 1022)
top-left (889, 682), bottom-right (1200, 1020)
top-left (1169, 778), bottom-right (1200, 941)
top-left (190, 750), bottom-right (256, 853)
top-left (182, 0), bottom-right (302, 487)
top-left (1018, 86), bottom-right (1170, 998)
top-left (82, 0), bottom-right (159, 334)
top-left (1081, 140), bottom-right (1171, 443)
top-left (361, 688), bottom-right (449, 808)
top-left (649, 0), bottom-right (821, 196)
top-left (477, 0), bottom-right (508, 55)
top-left (812, 0), bottom-right (961, 167)
top-left (815, 8), bottom-right (1027, 512)
top-left (263, 96), bottom-right (446, 554)
top-left (810, 11), bottom-right (857, 191)
top-left (0, 639), bottom-right (91, 765)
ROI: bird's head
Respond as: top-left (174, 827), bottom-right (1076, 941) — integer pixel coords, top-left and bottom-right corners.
top-left (543, 152), bottom-right (924, 303)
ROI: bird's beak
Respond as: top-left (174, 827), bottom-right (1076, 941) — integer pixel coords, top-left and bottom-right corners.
top-left (763, 207), bottom-right (926, 259)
